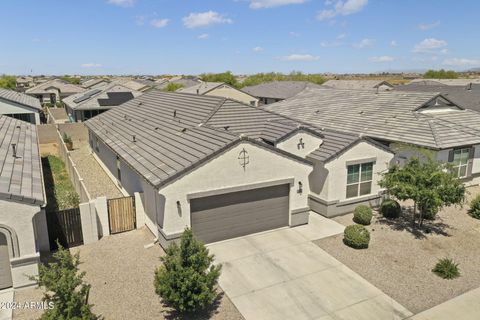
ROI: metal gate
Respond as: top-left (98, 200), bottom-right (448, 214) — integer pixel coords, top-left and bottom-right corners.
top-left (47, 208), bottom-right (83, 250)
top-left (108, 196), bottom-right (136, 234)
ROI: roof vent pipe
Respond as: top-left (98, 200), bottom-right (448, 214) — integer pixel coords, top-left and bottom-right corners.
top-left (11, 143), bottom-right (17, 158)
top-left (173, 110), bottom-right (177, 118)
top-left (196, 89), bottom-right (200, 95)
top-left (468, 83), bottom-right (472, 91)
top-left (132, 135), bottom-right (136, 142)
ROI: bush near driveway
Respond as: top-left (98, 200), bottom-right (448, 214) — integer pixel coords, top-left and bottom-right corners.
top-left (353, 205), bottom-right (373, 225)
top-left (468, 195), bottom-right (480, 219)
top-left (343, 225), bottom-right (370, 249)
top-left (380, 199), bottom-right (401, 219)
top-left (154, 228), bottom-right (222, 313)
top-left (432, 258), bottom-right (461, 280)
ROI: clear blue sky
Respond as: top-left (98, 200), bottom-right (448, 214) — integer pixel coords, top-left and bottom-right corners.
top-left (1, 0), bottom-right (479, 75)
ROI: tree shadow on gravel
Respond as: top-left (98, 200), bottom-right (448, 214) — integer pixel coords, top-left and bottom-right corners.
top-left (376, 206), bottom-right (453, 239)
top-left (163, 291), bottom-right (226, 320)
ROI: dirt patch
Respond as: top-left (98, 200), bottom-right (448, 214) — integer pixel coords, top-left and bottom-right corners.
top-left (39, 143), bottom-right (58, 156)
top-left (315, 186), bottom-right (480, 314)
top-left (14, 228), bottom-right (243, 320)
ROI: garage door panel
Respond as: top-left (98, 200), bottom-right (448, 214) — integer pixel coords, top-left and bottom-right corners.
top-left (191, 184), bottom-right (290, 243)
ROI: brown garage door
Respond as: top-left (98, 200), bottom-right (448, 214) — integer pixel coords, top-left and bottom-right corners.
top-left (191, 184), bottom-right (289, 243)
top-left (0, 233), bottom-right (13, 289)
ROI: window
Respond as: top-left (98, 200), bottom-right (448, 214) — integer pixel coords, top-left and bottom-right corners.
top-left (346, 162), bottom-right (373, 198)
top-left (116, 155), bottom-right (121, 182)
top-left (95, 137), bottom-right (99, 152)
top-left (452, 148), bottom-right (470, 178)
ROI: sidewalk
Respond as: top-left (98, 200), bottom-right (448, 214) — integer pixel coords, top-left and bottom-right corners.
top-left (410, 287), bottom-right (480, 320)
top-left (0, 289), bottom-right (13, 320)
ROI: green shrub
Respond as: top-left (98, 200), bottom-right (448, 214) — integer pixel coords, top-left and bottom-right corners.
top-left (419, 203), bottom-right (439, 220)
top-left (154, 228), bottom-right (221, 313)
top-left (432, 258), bottom-right (460, 279)
top-left (380, 199), bottom-right (401, 219)
top-left (468, 195), bottom-right (480, 219)
top-left (62, 133), bottom-right (72, 144)
top-left (343, 225), bottom-right (370, 249)
top-left (353, 205), bottom-right (373, 225)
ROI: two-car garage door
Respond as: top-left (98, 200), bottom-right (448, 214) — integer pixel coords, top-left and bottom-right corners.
top-left (191, 184), bottom-right (290, 244)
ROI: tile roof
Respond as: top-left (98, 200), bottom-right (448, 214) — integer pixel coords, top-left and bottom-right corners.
top-left (0, 116), bottom-right (44, 204)
top-left (26, 79), bottom-right (85, 95)
top-left (85, 91), bottom-right (359, 188)
top-left (242, 81), bottom-right (322, 100)
top-left (82, 78), bottom-right (110, 89)
top-left (409, 78), bottom-right (480, 86)
top-left (322, 80), bottom-right (394, 90)
top-left (396, 83), bottom-right (480, 112)
top-left (265, 87), bottom-right (480, 149)
top-left (177, 82), bottom-right (224, 95)
top-left (63, 83), bottom-right (143, 111)
top-left (0, 88), bottom-right (42, 111)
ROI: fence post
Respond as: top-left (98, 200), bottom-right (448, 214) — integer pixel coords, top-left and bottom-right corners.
top-left (95, 196), bottom-right (110, 237)
top-left (134, 192), bottom-right (145, 230)
top-left (79, 202), bottom-right (99, 244)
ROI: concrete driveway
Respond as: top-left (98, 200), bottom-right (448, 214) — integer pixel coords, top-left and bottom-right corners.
top-left (0, 289), bottom-right (13, 320)
top-left (208, 213), bottom-right (412, 320)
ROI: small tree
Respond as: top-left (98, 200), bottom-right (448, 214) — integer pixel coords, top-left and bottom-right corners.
top-left (33, 244), bottom-right (98, 320)
top-left (154, 228), bottom-right (221, 313)
top-left (162, 82), bottom-right (184, 92)
top-left (379, 157), bottom-right (465, 227)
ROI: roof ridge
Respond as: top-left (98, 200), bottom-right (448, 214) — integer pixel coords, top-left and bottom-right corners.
top-left (201, 98), bottom-right (228, 123)
top-left (426, 118), bottom-right (440, 148)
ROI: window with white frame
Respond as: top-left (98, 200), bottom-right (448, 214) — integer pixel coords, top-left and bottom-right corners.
top-left (346, 162), bottom-right (373, 198)
top-left (452, 148), bottom-right (470, 178)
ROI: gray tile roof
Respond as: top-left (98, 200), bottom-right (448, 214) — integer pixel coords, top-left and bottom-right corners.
top-left (322, 80), bottom-right (394, 91)
top-left (265, 87), bottom-right (480, 149)
top-left (63, 83), bottom-right (143, 111)
top-left (396, 83), bottom-right (480, 112)
top-left (177, 82), bottom-right (224, 95)
top-left (0, 115), bottom-right (44, 204)
top-left (82, 78), bottom-right (110, 89)
top-left (85, 91), bottom-right (359, 188)
top-left (0, 88), bottom-right (42, 111)
top-left (409, 78), bottom-right (480, 86)
top-left (26, 79), bottom-right (85, 95)
top-left (242, 81), bottom-right (322, 100)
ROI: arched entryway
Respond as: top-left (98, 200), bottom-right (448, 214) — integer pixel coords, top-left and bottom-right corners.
top-left (0, 232), bottom-right (13, 289)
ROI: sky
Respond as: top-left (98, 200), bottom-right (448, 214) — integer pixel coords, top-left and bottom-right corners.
top-left (1, 0), bottom-right (479, 75)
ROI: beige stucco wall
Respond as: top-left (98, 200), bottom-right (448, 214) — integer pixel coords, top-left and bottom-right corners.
top-left (207, 86), bottom-right (259, 106)
top-left (158, 141), bottom-right (312, 235)
top-left (0, 200), bottom-right (48, 288)
top-left (276, 131), bottom-right (324, 159)
top-left (0, 100), bottom-right (40, 124)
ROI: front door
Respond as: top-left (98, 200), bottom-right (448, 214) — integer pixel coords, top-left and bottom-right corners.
top-left (0, 233), bottom-right (13, 289)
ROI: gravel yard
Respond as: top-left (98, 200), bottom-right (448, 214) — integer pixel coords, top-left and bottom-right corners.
top-left (14, 228), bottom-right (243, 320)
top-left (69, 142), bottom-right (123, 199)
top-left (315, 186), bottom-right (480, 314)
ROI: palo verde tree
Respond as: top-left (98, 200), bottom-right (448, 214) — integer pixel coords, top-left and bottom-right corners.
top-left (32, 243), bottom-right (98, 320)
top-left (154, 228), bottom-right (221, 313)
top-left (379, 157), bottom-right (465, 227)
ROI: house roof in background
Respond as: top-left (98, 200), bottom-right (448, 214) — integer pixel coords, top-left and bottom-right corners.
top-left (26, 79), bottom-right (85, 95)
top-left (408, 78), bottom-right (480, 86)
top-left (0, 88), bottom-right (42, 111)
top-left (177, 82), bottom-right (225, 95)
top-left (157, 78), bottom-right (202, 90)
top-left (265, 87), bottom-right (480, 149)
top-left (396, 83), bottom-right (480, 112)
top-left (242, 81), bottom-right (322, 100)
top-left (322, 79), bottom-right (394, 90)
top-left (85, 91), bottom-right (360, 188)
top-left (63, 83), bottom-right (142, 111)
top-left (0, 115), bottom-right (44, 204)
top-left (82, 78), bottom-right (110, 89)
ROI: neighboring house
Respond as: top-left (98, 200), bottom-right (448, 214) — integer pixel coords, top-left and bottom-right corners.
top-left (408, 78), bottom-right (480, 86)
top-left (0, 115), bottom-right (49, 289)
top-left (265, 87), bottom-right (480, 186)
top-left (26, 79), bottom-right (85, 105)
top-left (242, 81), bottom-right (323, 105)
top-left (157, 77), bottom-right (202, 90)
top-left (0, 88), bottom-right (42, 124)
top-left (322, 79), bottom-right (394, 91)
top-left (63, 83), bottom-right (142, 122)
top-left (81, 78), bottom-right (110, 90)
top-left (397, 82), bottom-right (480, 112)
top-left (177, 82), bottom-right (259, 106)
top-left (85, 91), bottom-right (393, 247)
top-left (16, 76), bottom-right (34, 91)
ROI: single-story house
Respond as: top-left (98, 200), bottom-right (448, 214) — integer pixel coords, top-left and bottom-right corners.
top-left (26, 79), bottom-right (85, 105)
top-left (177, 81), bottom-right (259, 106)
top-left (408, 78), bottom-right (480, 86)
top-left (397, 82), bottom-right (480, 112)
top-left (265, 87), bottom-right (480, 186)
top-left (85, 91), bottom-right (393, 246)
top-left (242, 81), bottom-right (323, 105)
top-left (157, 77), bottom-right (202, 90)
top-left (0, 88), bottom-right (42, 124)
top-left (63, 83), bottom-right (142, 122)
top-left (0, 115), bottom-right (49, 289)
top-left (322, 79), bottom-right (394, 91)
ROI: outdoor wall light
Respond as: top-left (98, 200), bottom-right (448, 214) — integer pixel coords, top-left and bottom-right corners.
top-left (176, 201), bottom-right (182, 216)
top-left (297, 181), bottom-right (303, 194)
